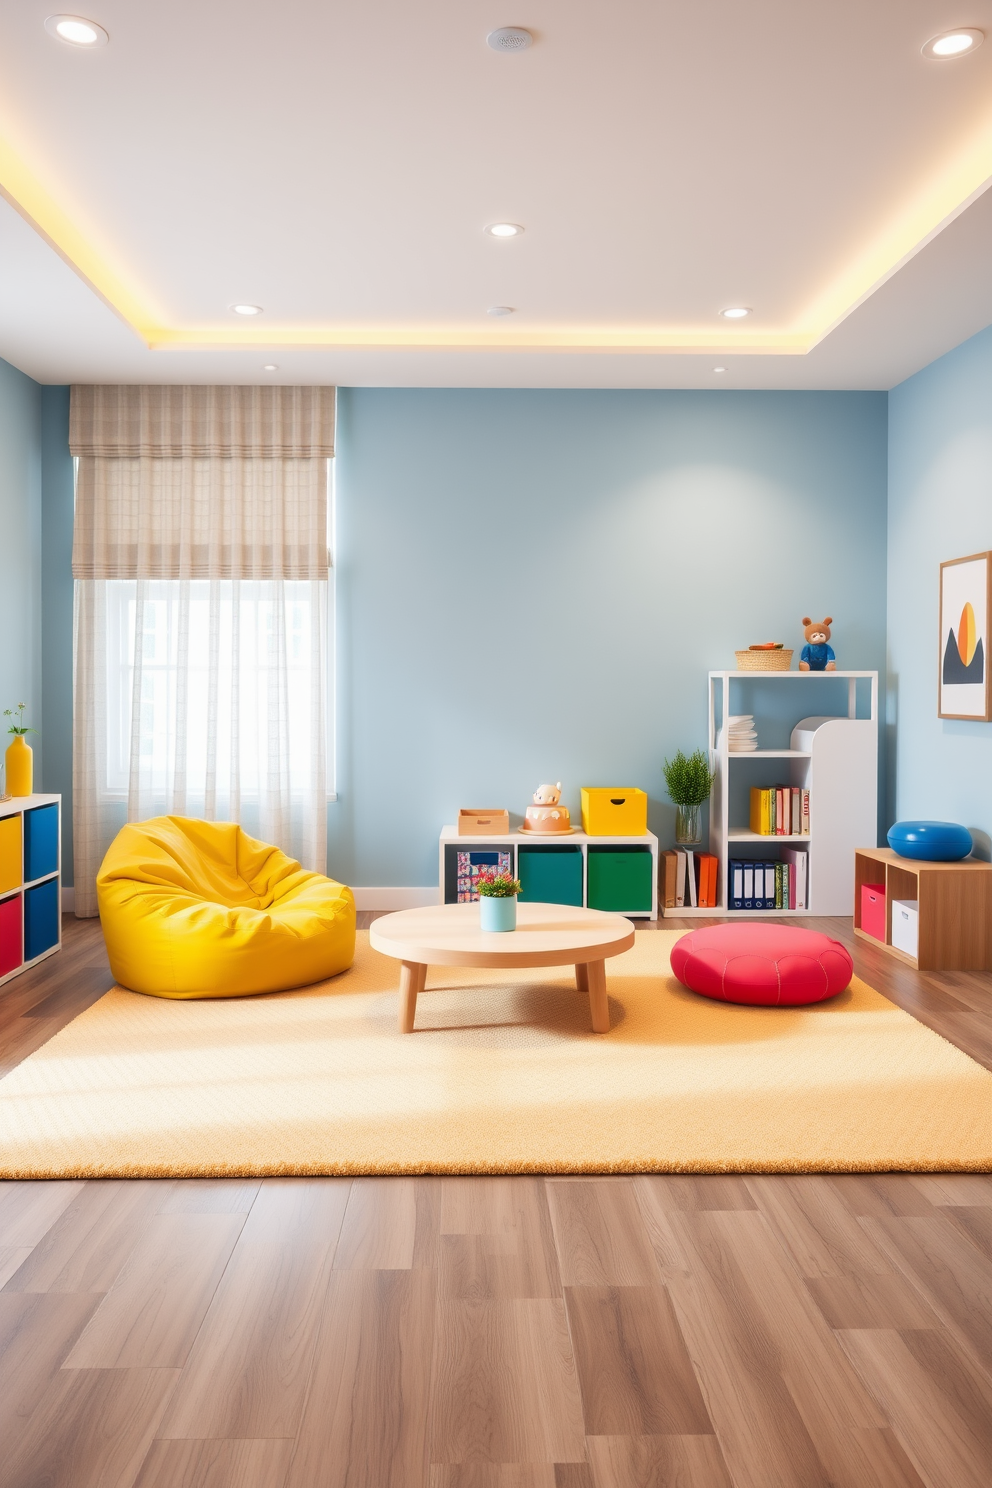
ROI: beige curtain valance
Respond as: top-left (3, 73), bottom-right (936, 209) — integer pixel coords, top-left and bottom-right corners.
top-left (69, 384), bottom-right (335, 458)
top-left (71, 385), bottom-right (333, 581)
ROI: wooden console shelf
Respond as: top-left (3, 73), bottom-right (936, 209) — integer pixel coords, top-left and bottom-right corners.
top-left (854, 846), bottom-right (992, 971)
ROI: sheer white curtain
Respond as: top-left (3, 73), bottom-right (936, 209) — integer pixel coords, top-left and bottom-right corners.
top-left (71, 386), bottom-right (334, 917)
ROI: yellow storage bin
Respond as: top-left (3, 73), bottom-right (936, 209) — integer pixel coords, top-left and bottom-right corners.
top-left (0, 815), bottom-right (22, 896)
top-left (580, 787), bottom-right (648, 836)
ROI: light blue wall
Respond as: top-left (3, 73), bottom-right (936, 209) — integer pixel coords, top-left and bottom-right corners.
top-left (41, 386), bottom-right (74, 883)
top-left (888, 323), bottom-right (992, 859)
top-left (0, 357), bottom-right (42, 790)
top-left (331, 389), bottom-right (888, 887)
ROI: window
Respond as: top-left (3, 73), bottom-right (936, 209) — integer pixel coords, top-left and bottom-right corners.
top-left (71, 385), bottom-right (335, 913)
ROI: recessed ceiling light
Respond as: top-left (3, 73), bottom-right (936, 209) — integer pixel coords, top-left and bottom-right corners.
top-left (263, 364), bottom-right (279, 371)
top-left (487, 306), bottom-right (515, 316)
top-left (720, 306), bottom-right (751, 319)
top-left (713, 366), bottom-right (727, 373)
top-left (486, 223), bottom-right (523, 238)
top-left (231, 304), bottom-right (262, 315)
top-left (922, 28), bottom-right (983, 58)
top-left (487, 27), bottom-right (533, 52)
top-left (45, 14), bottom-right (108, 46)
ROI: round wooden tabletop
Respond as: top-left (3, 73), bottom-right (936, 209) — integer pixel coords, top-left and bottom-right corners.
top-left (369, 901), bottom-right (636, 969)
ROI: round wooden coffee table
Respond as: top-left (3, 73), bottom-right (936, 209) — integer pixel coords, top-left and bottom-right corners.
top-left (369, 902), bottom-right (636, 1033)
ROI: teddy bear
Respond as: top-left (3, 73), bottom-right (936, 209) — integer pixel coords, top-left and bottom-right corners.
top-left (799, 617), bottom-right (836, 671)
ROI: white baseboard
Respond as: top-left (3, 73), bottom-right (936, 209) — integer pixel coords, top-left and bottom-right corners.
top-left (58, 884), bottom-right (437, 914)
top-left (353, 886), bottom-right (440, 911)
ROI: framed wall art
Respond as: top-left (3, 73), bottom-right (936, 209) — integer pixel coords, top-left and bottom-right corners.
top-left (939, 551), bottom-right (992, 721)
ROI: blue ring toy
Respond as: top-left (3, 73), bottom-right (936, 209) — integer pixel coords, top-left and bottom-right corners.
top-left (887, 820), bottom-right (973, 862)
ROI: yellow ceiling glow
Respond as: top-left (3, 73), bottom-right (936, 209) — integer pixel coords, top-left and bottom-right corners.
top-left (0, 136), bottom-right (153, 342)
top-left (2, 112), bottom-right (992, 357)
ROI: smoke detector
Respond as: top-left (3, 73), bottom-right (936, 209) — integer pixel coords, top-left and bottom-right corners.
top-left (487, 27), bottom-right (533, 53)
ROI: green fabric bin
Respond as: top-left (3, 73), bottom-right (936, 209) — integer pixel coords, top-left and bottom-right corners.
top-left (518, 846), bottom-right (583, 906)
top-left (587, 847), bottom-right (653, 913)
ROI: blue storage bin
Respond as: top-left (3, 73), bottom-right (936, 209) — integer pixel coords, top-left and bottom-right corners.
top-left (24, 877), bottom-right (59, 961)
top-left (24, 804), bottom-right (59, 882)
top-left (887, 820), bottom-right (972, 862)
top-left (518, 846), bottom-right (583, 906)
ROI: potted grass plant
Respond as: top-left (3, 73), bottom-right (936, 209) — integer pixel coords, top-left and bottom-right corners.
top-left (476, 870), bottom-right (523, 932)
top-left (663, 748), bottom-right (715, 845)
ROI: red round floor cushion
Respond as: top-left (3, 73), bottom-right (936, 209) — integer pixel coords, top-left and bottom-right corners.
top-left (670, 924), bottom-right (853, 1006)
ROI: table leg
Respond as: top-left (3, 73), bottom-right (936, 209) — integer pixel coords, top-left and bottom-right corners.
top-left (399, 961), bottom-right (427, 1033)
top-left (574, 963), bottom-right (589, 992)
top-left (586, 959), bottom-right (610, 1033)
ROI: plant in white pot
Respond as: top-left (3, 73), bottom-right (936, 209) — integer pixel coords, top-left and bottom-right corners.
top-left (663, 749), bottom-right (715, 845)
top-left (476, 870), bottom-right (522, 932)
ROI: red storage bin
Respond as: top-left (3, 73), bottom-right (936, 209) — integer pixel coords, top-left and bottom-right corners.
top-left (861, 882), bottom-right (886, 942)
top-left (0, 893), bottom-right (23, 978)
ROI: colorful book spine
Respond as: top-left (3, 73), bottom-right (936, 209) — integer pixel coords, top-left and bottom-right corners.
top-left (661, 849), bottom-right (678, 909)
top-left (781, 847), bottom-right (809, 909)
top-left (749, 786), bottom-right (809, 835)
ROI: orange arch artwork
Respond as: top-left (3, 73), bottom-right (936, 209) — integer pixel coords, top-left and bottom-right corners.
top-left (939, 552), bottom-right (991, 721)
top-left (957, 602), bottom-right (978, 667)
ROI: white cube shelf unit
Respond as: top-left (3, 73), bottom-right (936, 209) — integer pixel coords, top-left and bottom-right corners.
top-left (661, 672), bottom-right (878, 918)
top-left (440, 826), bottom-right (659, 920)
top-left (0, 793), bottom-right (63, 988)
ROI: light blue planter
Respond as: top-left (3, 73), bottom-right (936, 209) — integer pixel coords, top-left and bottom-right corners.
top-left (479, 895), bottom-right (517, 932)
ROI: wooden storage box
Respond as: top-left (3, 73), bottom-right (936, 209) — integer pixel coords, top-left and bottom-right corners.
top-left (854, 847), bottom-right (992, 970)
top-left (457, 808), bottom-right (510, 836)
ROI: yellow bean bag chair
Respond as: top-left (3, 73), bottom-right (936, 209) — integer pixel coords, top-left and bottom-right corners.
top-left (97, 816), bottom-right (355, 998)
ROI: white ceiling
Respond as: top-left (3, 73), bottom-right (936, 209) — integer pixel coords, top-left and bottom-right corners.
top-left (1, 0), bottom-right (991, 387)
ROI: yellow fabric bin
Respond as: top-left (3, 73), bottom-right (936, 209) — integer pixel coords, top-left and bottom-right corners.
top-left (0, 815), bottom-right (22, 896)
top-left (580, 787), bottom-right (648, 836)
top-left (97, 816), bottom-right (355, 999)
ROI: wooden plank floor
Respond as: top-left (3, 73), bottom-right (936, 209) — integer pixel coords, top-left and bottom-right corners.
top-left (0, 912), bottom-right (991, 1487)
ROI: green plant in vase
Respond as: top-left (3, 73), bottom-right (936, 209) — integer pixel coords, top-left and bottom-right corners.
top-left (475, 870), bottom-right (523, 932)
top-left (663, 748), bottom-right (715, 845)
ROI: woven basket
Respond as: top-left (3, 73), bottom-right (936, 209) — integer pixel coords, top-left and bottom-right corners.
top-left (734, 648), bottom-right (793, 672)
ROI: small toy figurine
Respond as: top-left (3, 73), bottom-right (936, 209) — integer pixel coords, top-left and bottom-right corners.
top-left (799, 617), bottom-right (836, 671)
top-left (522, 782), bottom-right (572, 833)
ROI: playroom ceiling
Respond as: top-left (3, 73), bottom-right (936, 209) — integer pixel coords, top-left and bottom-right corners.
top-left (1, 0), bottom-right (992, 388)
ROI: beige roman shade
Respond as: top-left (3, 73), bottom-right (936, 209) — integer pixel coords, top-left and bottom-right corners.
top-left (70, 385), bottom-right (335, 580)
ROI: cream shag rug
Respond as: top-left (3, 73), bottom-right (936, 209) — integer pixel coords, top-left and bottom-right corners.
top-left (1, 930), bottom-right (991, 1177)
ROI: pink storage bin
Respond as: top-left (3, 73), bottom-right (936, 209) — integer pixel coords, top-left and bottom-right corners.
top-left (861, 882), bottom-right (886, 942)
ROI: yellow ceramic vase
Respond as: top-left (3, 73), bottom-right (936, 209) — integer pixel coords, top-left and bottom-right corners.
top-left (4, 736), bottom-right (33, 797)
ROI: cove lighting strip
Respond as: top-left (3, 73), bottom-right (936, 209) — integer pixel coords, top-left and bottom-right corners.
top-left (2, 118), bottom-right (992, 356)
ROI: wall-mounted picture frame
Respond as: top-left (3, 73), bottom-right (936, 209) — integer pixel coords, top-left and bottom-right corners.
top-left (939, 551), bottom-right (992, 721)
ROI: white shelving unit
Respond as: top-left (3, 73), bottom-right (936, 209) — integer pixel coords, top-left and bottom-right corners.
top-left (439, 826), bottom-right (659, 920)
top-left (0, 793), bottom-right (63, 988)
top-left (662, 672), bottom-right (878, 917)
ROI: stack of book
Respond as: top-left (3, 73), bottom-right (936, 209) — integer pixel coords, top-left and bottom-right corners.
top-left (661, 848), bottom-right (719, 909)
top-left (728, 849), bottom-right (809, 909)
top-left (727, 715), bottom-right (757, 753)
top-left (749, 786), bottom-right (810, 835)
